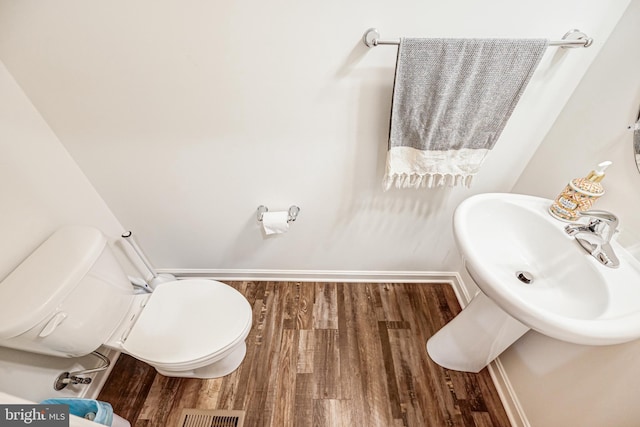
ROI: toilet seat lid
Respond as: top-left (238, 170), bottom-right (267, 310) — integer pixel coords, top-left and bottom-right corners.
top-left (122, 279), bottom-right (252, 365)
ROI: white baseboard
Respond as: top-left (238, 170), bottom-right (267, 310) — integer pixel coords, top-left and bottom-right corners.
top-left (157, 268), bottom-right (464, 285)
top-left (487, 359), bottom-right (529, 427)
top-left (151, 268), bottom-right (526, 426)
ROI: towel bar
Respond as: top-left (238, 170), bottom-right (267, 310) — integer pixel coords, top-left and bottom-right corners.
top-left (363, 28), bottom-right (593, 49)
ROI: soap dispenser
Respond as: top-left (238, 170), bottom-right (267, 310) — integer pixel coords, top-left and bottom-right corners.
top-left (549, 161), bottom-right (612, 221)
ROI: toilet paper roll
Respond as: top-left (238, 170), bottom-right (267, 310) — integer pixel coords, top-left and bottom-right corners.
top-left (262, 211), bottom-right (290, 235)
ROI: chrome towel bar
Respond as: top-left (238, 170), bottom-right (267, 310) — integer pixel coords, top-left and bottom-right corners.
top-left (362, 28), bottom-right (593, 49)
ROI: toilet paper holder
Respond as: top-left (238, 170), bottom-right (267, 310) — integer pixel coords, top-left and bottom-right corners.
top-left (257, 205), bottom-right (300, 222)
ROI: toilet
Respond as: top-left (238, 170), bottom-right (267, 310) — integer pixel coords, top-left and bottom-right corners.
top-left (0, 226), bottom-right (253, 378)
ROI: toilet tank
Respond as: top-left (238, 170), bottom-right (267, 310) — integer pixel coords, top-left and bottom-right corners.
top-left (0, 226), bottom-right (135, 357)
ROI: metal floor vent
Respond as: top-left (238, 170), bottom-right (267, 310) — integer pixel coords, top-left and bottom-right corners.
top-left (178, 409), bottom-right (245, 427)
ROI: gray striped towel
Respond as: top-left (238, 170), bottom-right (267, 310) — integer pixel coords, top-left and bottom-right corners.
top-left (383, 38), bottom-right (548, 189)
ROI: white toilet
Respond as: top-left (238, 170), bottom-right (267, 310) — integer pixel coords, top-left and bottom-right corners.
top-left (0, 226), bottom-right (253, 378)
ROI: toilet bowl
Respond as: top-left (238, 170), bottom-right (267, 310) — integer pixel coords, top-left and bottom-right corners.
top-left (0, 226), bottom-right (252, 379)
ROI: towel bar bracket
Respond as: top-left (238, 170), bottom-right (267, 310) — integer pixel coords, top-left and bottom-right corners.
top-left (559, 29), bottom-right (593, 48)
top-left (362, 27), bottom-right (593, 49)
top-left (363, 27), bottom-right (381, 47)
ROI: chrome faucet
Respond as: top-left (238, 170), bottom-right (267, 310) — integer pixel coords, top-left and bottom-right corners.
top-left (565, 210), bottom-right (620, 268)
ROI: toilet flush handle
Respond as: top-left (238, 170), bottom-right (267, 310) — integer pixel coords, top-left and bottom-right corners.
top-left (39, 312), bottom-right (68, 337)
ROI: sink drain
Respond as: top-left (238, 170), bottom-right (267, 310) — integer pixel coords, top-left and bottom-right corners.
top-left (516, 271), bottom-right (533, 284)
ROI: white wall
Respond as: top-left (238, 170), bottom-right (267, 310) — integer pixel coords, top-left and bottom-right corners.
top-left (506, 1), bottom-right (640, 425)
top-left (0, 60), bottom-right (127, 402)
top-left (0, 0), bottom-right (629, 275)
top-left (0, 64), bottom-right (126, 279)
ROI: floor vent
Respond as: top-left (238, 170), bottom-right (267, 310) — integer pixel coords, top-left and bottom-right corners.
top-left (178, 409), bottom-right (245, 427)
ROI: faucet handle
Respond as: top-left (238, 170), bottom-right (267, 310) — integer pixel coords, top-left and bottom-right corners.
top-left (577, 209), bottom-right (618, 222)
top-left (577, 210), bottom-right (619, 240)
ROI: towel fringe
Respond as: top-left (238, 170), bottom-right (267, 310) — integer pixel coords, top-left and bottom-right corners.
top-left (383, 173), bottom-right (474, 190)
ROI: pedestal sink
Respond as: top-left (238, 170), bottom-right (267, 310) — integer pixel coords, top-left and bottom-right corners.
top-left (427, 193), bottom-right (640, 372)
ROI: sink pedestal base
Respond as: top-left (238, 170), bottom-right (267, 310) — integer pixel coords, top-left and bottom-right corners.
top-left (426, 292), bottom-right (530, 373)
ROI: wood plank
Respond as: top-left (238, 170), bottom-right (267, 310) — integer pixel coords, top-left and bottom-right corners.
top-left (163, 379), bottom-right (201, 427)
top-left (136, 374), bottom-right (181, 425)
top-left (283, 281), bottom-right (314, 330)
top-left (313, 399), bottom-right (353, 427)
top-left (240, 281), bottom-right (282, 427)
top-left (377, 321), bottom-right (403, 420)
top-left (294, 373), bottom-right (314, 427)
top-left (350, 283), bottom-right (395, 427)
top-left (335, 282), bottom-right (358, 409)
top-left (271, 329), bottom-right (298, 427)
top-left (312, 329), bottom-right (341, 399)
top-left (312, 282), bottom-right (338, 329)
top-left (193, 378), bottom-right (222, 410)
top-left (379, 282), bottom-right (405, 322)
top-left (472, 411), bottom-right (497, 427)
top-left (388, 328), bottom-right (429, 426)
top-left (296, 329), bottom-right (314, 374)
top-left (97, 353), bottom-right (156, 423)
top-left (225, 281), bottom-right (263, 411)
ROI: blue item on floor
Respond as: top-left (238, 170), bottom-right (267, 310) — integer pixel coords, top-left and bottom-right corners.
top-left (41, 398), bottom-right (114, 426)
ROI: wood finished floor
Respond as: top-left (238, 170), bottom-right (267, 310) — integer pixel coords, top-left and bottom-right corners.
top-left (98, 282), bottom-right (510, 427)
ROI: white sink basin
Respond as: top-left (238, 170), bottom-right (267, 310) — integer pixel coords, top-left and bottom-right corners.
top-left (454, 192), bottom-right (640, 346)
top-left (426, 192), bottom-right (640, 373)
